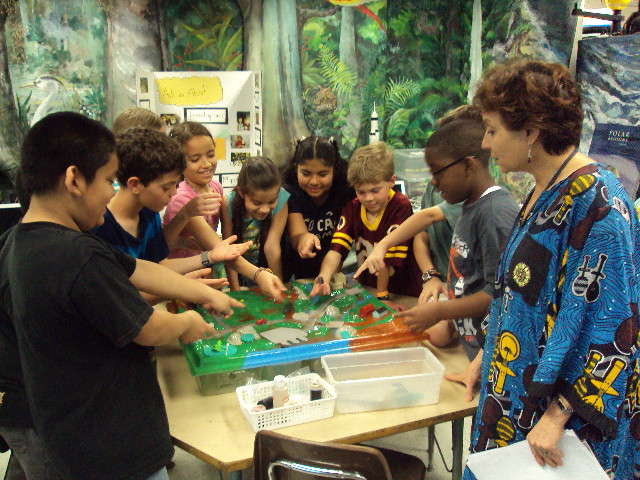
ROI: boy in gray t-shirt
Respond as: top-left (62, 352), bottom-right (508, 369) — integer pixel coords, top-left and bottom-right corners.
top-left (355, 119), bottom-right (519, 401)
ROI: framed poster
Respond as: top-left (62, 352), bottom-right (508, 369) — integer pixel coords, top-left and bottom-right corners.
top-left (136, 71), bottom-right (262, 190)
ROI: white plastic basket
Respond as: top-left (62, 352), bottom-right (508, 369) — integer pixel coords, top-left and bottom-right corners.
top-left (236, 373), bottom-right (336, 432)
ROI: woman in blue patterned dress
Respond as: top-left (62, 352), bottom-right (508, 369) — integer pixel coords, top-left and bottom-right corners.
top-left (464, 59), bottom-right (640, 479)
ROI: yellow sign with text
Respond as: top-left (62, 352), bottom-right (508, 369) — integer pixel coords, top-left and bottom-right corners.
top-left (156, 76), bottom-right (223, 106)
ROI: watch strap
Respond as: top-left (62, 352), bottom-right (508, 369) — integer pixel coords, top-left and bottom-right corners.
top-left (201, 250), bottom-right (212, 268)
top-left (422, 268), bottom-right (441, 284)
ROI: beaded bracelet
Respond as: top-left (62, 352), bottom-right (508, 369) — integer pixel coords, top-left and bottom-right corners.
top-left (253, 267), bottom-right (273, 282)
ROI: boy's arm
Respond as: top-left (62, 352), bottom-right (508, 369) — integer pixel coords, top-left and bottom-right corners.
top-left (394, 290), bottom-right (491, 333)
top-left (288, 212), bottom-right (320, 258)
top-left (134, 309), bottom-right (215, 346)
top-left (159, 235), bottom-right (250, 275)
top-left (310, 250), bottom-right (342, 297)
top-left (355, 206), bottom-right (445, 278)
top-left (413, 232), bottom-right (446, 304)
top-left (263, 202), bottom-right (288, 280)
top-left (163, 192), bottom-right (221, 246)
top-left (130, 258), bottom-right (244, 314)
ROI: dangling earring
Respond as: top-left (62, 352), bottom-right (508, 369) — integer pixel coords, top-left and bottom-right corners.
top-left (527, 144), bottom-right (532, 163)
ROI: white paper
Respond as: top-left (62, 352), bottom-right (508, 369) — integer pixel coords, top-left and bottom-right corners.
top-left (466, 430), bottom-right (608, 480)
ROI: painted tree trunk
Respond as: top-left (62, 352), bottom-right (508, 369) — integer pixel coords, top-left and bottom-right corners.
top-left (467, 0), bottom-right (482, 102)
top-left (155, 0), bottom-right (171, 71)
top-left (104, 0), bottom-right (162, 125)
top-left (338, 7), bottom-right (362, 151)
top-left (238, 0), bottom-right (263, 72)
top-left (0, 1), bottom-right (22, 184)
top-left (496, 0), bottom-right (577, 65)
top-left (261, 0), bottom-right (309, 166)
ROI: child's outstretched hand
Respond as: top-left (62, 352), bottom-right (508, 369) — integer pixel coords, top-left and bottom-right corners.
top-left (353, 243), bottom-right (387, 278)
top-left (179, 310), bottom-right (217, 344)
top-left (201, 289), bottom-right (245, 316)
top-left (309, 276), bottom-right (331, 298)
top-left (185, 268), bottom-right (229, 289)
top-left (255, 270), bottom-right (287, 303)
top-left (208, 235), bottom-right (252, 263)
top-left (184, 192), bottom-right (221, 217)
top-left (298, 233), bottom-right (321, 258)
top-left (393, 302), bottom-right (441, 333)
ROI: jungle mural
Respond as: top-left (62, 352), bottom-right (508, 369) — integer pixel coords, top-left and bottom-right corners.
top-left (0, 0), bottom-right (578, 203)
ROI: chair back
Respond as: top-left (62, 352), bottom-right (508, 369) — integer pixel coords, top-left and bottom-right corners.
top-left (254, 430), bottom-right (393, 480)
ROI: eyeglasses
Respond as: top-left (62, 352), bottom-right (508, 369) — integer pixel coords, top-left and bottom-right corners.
top-left (430, 155), bottom-right (476, 176)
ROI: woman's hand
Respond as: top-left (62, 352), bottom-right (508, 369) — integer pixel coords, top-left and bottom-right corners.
top-left (446, 350), bottom-right (482, 402)
top-left (298, 233), bottom-right (321, 258)
top-left (418, 277), bottom-right (446, 304)
top-left (526, 409), bottom-right (567, 468)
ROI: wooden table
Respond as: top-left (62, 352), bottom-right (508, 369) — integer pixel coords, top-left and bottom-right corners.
top-left (157, 335), bottom-right (477, 480)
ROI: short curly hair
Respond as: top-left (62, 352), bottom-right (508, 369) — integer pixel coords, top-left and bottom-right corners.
top-left (473, 59), bottom-right (583, 155)
top-left (347, 141), bottom-right (395, 186)
top-left (115, 127), bottom-right (185, 186)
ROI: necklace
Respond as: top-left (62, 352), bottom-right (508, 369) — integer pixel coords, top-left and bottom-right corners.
top-left (515, 148), bottom-right (579, 227)
top-left (495, 147), bottom-right (579, 318)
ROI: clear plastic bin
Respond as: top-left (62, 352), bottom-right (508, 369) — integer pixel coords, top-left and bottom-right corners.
top-left (321, 347), bottom-right (444, 413)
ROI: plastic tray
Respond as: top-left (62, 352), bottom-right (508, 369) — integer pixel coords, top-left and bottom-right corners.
top-left (321, 347), bottom-right (445, 413)
top-left (236, 373), bottom-right (336, 431)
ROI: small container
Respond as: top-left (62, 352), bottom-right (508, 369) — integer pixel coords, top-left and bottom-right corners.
top-left (257, 396), bottom-right (274, 410)
top-left (272, 375), bottom-right (289, 408)
top-left (310, 381), bottom-right (323, 401)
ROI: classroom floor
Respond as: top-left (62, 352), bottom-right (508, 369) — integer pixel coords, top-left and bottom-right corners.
top-left (1, 419), bottom-right (470, 479)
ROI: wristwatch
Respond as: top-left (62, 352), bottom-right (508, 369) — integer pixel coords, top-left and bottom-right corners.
top-left (421, 268), bottom-right (441, 285)
top-left (201, 250), bottom-right (213, 268)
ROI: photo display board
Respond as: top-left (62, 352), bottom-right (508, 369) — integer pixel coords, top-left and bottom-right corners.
top-left (136, 70), bottom-right (262, 194)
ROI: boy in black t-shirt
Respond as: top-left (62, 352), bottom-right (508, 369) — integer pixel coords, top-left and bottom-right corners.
top-left (0, 112), bottom-right (243, 480)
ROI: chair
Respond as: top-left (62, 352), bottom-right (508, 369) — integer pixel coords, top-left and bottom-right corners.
top-left (253, 430), bottom-right (426, 480)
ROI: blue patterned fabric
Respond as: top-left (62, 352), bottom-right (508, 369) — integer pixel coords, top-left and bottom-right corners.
top-left (465, 164), bottom-right (640, 479)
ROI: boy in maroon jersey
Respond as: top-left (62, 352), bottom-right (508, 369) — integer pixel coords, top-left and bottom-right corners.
top-left (310, 142), bottom-right (421, 308)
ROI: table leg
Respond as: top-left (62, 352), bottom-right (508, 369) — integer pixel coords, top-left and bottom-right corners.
top-left (427, 425), bottom-right (435, 471)
top-left (451, 418), bottom-right (464, 480)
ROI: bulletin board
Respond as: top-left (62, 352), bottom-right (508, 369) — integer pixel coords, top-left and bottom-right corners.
top-left (136, 70), bottom-right (262, 194)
